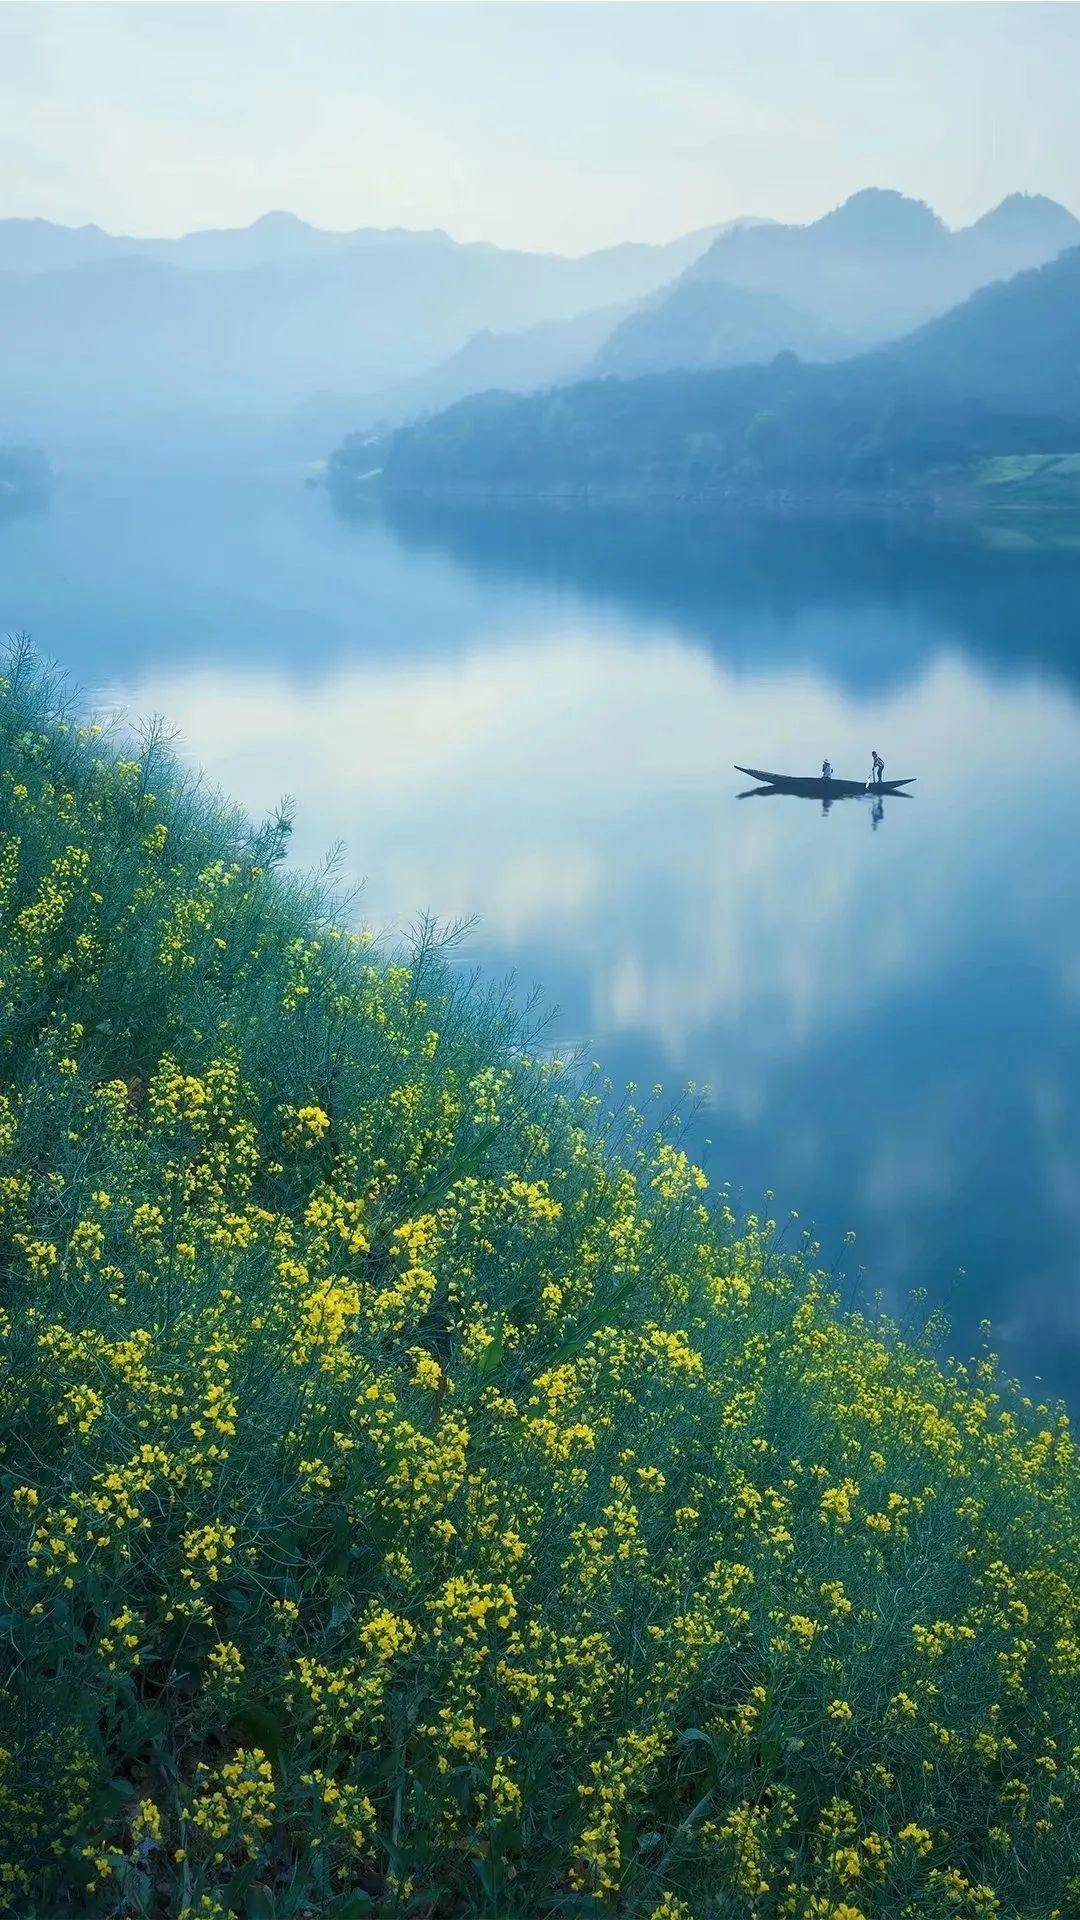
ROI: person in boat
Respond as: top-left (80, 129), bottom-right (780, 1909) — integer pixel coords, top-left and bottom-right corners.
top-left (822, 759), bottom-right (833, 783)
top-left (869, 749), bottom-right (885, 787)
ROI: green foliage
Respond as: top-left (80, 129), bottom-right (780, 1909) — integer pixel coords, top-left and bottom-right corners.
top-left (371, 363), bottom-right (1080, 503)
top-left (1, 646), bottom-right (1079, 1918)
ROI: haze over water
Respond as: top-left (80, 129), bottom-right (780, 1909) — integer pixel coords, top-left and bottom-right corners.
top-left (4, 462), bottom-right (1079, 1394)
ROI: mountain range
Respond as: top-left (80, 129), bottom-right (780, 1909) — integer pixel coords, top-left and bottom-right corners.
top-left (0, 211), bottom-right (725, 450)
top-left (368, 242), bottom-right (1080, 505)
top-left (593, 190), bottom-right (1080, 379)
top-left (321, 191), bottom-right (1080, 431)
top-left (2, 191), bottom-right (1077, 461)
top-left (0, 208), bottom-right (724, 282)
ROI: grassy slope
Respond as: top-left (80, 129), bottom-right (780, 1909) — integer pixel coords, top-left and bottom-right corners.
top-left (1, 647), bottom-right (1078, 1919)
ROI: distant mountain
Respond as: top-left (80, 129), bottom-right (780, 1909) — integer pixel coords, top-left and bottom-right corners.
top-left (127, 211), bottom-right (461, 273)
top-left (955, 192), bottom-right (1080, 282)
top-left (0, 213), bottom-right (724, 449)
top-left (363, 300), bottom-right (639, 425)
top-left (595, 279), bottom-right (848, 378)
top-left (872, 241), bottom-right (1080, 413)
top-left (0, 218), bottom-right (117, 275)
top-left (0, 212), bottom-right (453, 277)
top-left (370, 242), bottom-right (1080, 505)
top-left (282, 303), bottom-right (637, 460)
top-left (0, 212), bottom-right (511, 277)
top-left (336, 218), bottom-right (772, 428)
top-left (0, 210), bottom-right (729, 283)
top-left (594, 189), bottom-right (1080, 379)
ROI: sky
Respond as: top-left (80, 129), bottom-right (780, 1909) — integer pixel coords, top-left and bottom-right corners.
top-left (2, 3), bottom-right (1079, 254)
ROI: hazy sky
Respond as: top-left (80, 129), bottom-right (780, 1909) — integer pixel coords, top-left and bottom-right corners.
top-left (3, 4), bottom-right (1079, 253)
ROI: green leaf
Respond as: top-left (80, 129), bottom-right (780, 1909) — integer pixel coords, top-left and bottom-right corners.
top-left (233, 1701), bottom-right (287, 1762)
top-left (221, 1857), bottom-right (258, 1909)
top-left (325, 1894), bottom-right (374, 1919)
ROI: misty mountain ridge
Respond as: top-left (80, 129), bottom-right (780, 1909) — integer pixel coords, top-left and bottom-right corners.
top-left (0, 210), bottom-right (737, 450)
top-left (809, 186), bottom-right (947, 243)
top-left (962, 191), bottom-right (1080, 249)
top-left (869, 239), bottom-right (1080, 412)
top-left (0, 208), bottom-right (730, 278)
top-left (366, 240), bottom-right (1080, 504)
top-left (595, 279), bottom-right (851, 379)
top-left (1, 190), bottom-right (1076, 458)
top-left (594, 188), bottom-right (1080, 381)
top-left (354, 190), bottom-right (1079, 423)
top-left (353, 302), bottom-right (640, 430)
top-left (686, 188), bottom-right (1080, 311)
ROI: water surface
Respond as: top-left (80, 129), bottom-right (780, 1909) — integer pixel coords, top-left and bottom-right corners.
top-left (3, 465), bottom-right (1078, 1393)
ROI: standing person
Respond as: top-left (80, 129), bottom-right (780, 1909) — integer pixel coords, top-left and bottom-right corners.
top-left (822, 759), bottom-right (833, 783)
top-left (869, 749), bottom-right (885, 787)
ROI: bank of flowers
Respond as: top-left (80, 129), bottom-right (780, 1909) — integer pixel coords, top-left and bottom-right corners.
top-left (0, 648), bottom-right (1077, 1918)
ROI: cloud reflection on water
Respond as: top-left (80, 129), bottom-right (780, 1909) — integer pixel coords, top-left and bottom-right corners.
top-left (109, 629), bottom-right (1080, 1039)
top-left (108, 622), bottom-right (1080, 1388)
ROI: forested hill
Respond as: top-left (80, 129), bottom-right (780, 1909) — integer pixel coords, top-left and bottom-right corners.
top-left (868, 240), bottom-right (1080, 413)
top-left (366, 246), bottom-right (1080, 503)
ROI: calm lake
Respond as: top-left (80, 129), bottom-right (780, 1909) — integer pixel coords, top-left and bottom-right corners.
top-left (3, 463), bottom-right (1079, 1394)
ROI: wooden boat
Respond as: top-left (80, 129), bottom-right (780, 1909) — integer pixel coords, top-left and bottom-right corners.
top-left (735, 765), bottom-right (915, 799)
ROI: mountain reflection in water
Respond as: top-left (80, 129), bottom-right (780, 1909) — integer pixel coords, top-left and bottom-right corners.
top-left (375, 492), bottom-right (1080, 698)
